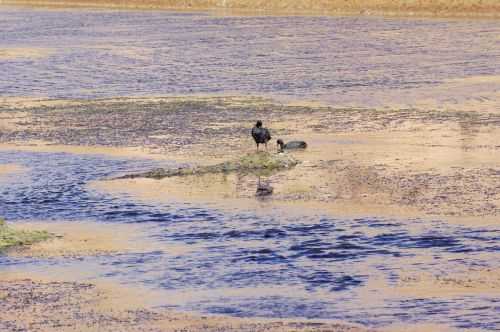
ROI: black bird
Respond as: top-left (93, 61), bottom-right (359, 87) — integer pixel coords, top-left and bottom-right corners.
top-left (251, 120), bottom-right (271, 151)
top-left (277, 139), bottom-right (307, 152)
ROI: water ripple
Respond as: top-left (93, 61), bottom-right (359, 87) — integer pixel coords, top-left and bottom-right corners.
top-left (1, 151), bottom-right (499, 330)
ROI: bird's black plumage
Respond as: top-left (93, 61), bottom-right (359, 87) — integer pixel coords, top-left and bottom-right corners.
top-left (277, 139), bottom-right (307, 152)
top-left (251, 121), bottom-right (271, 150)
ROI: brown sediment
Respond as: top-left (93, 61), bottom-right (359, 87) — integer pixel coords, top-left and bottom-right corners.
top-left (0, 274), bottom-right (374, 332)
top-left (2, 0), bottom-right (500, 18)
top-left (395, 268), bottom-right (500, 297)
top-left (2, 96), bottom-right (500, 225)
top-left (0, 97), bottom-right (91, 109)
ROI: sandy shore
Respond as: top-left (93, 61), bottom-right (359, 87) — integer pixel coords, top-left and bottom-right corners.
top-left (1, 0), bottom-right (500, 18)
top-left (1, 95), bottom-right (499, 330)
top-left (0, 220), bottom-right (375, 332)
top-left (1, 219), bottom-right (496, 332)
top-left (1, 96), bottom-right (498, 225)
top-left (0, 277), bottom-right (372, 332)
top-left (7, 221), bottom-right (161, 257)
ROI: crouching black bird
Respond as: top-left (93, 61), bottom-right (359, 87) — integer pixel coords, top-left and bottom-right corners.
top-left (251, 120), bottom-right (271, 151)
top-left (277, 139), bottom-right (307, 152)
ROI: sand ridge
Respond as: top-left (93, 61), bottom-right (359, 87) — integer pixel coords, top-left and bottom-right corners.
top-left (0, 47), bottom-right (53, 60)
top-left (8, 221), bottom-right (160, 257)
top-left (0, 275), bottom-right (374, 332)
top-left (0, 163), bottom-right (23, 175)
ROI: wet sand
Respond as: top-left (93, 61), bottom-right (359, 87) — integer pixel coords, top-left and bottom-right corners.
top-left (0, 276), bottom-right (373, 332)
top-left (0, 220), bottom-right (375, 332)
top-left (92, 127), bottom-right (500, 225)
top-left (1, 96), bottom-right (494, 225)
top-left (1, 219), bottom-right (495, 331)
top-left (0, 163), bottom-right (23, 176)
top-left (1, 95), bottom-right (499, 330)
top-left (8, 221), bottom-right (160, 257)
top-left (2, 0), bottom-right (500, 18)
top-left (0, 47), bottom-right (53, 60)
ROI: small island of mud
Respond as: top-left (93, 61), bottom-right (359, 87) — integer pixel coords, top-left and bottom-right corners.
top-left (117, 151), bottom-right (299, 180)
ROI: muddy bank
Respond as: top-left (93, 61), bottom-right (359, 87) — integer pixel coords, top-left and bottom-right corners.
top-left (117, 152), bottom-right (299, 180)
top-left (0, 276), bottom-right (374, 332)
top-left (2, 0), bottom-right (500, 18)
top-left (2, 96), bottom-right (500, 222)
top-left (2, 96), bottom-right (494, 222)
top-left (2, 96), bottom-right (499, 159)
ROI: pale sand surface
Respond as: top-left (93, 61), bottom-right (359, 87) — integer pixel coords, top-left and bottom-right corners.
top-left (2, 0), bottom-right (500, 18)
top-left (0, 47), bottom-right (53, 60)
top-left (8, 221), bottom-right (161, 257)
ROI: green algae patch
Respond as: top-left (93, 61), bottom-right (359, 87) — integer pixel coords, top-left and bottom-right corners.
top-left (0, 219), bottom-right (53, 252)
top-left (118, 152), bottom-right (299, 180)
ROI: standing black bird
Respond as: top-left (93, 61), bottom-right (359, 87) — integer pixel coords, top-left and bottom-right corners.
top-left (251, 120), bottom-right (271, 151)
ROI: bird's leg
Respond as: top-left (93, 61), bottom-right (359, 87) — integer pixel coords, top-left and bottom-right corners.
top-left (256, 143), bottom-right (259, 151)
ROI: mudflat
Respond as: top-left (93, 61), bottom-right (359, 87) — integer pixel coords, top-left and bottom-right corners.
top-left (1, 95), bottom-right (499, 330)
top-left (1, 96), bottom-right (499, 225)
top-left (0, 277), bottom-right (372, 332)
top-left (1, 3), bottom-right (499, 329)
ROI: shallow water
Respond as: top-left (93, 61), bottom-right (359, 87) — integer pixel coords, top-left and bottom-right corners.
top-left (1, 7), bottom-right (500, 330)
top-left (1, 151), bottom-right (499, 330)
top-left (1, 7), bottom-right (500, 108)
